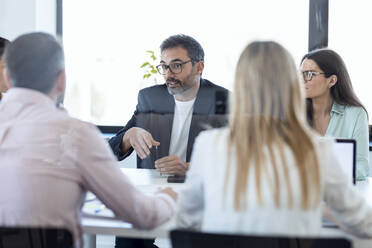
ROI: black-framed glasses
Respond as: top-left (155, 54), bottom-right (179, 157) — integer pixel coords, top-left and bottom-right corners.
top-left (302, 70), bottom-right (325, 82)
top-left (156, 60), bottom-right (193, 75)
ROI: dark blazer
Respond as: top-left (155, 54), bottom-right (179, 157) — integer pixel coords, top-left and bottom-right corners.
top-left (109, 78), bottom-right (228, 169)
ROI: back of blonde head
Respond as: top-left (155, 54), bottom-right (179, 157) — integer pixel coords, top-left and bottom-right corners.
top-left (227, 41), bottom-right (320, 210)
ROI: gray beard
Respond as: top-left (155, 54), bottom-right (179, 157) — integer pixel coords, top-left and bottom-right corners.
top-left (167, 85), bottom-right (187, 95)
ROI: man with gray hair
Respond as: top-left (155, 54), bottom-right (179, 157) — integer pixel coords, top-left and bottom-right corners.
top-left (109, 34), bottom-right (228, 248)
top-left (0, 32), bottom-right (176, 246)
top-left (109, 34), bottom-right (228, 175)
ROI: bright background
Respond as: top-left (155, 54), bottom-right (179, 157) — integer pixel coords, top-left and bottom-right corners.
top-left (328, 0), bottom-right (372, 122)
top-left (62, 0), bottom-right (309, 125)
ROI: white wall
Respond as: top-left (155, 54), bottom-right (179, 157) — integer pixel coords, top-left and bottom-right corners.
top-left (0, 0), bottom-right (56, 40)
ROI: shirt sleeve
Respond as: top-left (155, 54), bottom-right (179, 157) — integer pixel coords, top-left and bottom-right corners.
top-left (321, 138), bottom-right (372, 238)
top-left (175, 133), bottom-right (206, 230)
top-left (108, 91), bottom-right (146, 161)
top-left (352, 108), bottom-right (369, 180)
top-left (108, 122), bottom-right (135, 161)
top-left (73, 122), bottom-right (176, 229)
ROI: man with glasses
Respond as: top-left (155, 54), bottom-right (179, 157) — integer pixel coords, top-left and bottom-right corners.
top-left (109, 34), bottom-right (228, 175)
top-left (109, 34), bottom-right (228, 247)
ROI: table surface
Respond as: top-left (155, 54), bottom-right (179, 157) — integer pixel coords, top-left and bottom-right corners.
top-left (82, 168), bottom-right (372, 242)
top-left (82, 168), bottom-right (182, 239)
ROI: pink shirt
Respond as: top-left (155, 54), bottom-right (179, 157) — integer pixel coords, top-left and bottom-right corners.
top-left (0, 88), bottom-right (175, 244)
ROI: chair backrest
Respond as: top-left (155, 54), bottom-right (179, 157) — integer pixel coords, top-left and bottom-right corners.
top-left (0, 227), bottom-right (73, 248)
top-left (170, 229), bottom-right (352, 248)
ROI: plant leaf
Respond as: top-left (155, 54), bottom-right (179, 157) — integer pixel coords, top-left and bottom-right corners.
top-left (151, 69), bottom-right (157, 74)
top-left (140, 62), bottom-right (150, 68)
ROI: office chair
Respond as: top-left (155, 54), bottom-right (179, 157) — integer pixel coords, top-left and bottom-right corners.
top-left (170, 229), bottom-right (351, 248)
top-left (0, 227), bottom-right (73, 248)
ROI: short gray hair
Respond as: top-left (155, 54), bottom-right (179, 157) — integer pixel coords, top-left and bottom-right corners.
top-left (160, 34), bottom-right (204, 62)
top-left (4, 32), bottom-right (65, 94)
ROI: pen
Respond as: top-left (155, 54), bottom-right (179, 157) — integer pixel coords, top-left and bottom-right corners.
top-left (94, 204), bottom-right (106, 214)
top-left (155, 146), bottom-right (163, 176)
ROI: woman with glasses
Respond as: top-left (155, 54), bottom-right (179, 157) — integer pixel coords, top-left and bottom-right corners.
top-left (301, 49), bottom-right (369, 180)
top-left (176, 41), bottom-right (372, 237)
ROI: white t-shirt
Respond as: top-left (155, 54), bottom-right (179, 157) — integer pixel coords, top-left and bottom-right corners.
top-left (168, 98), bottom-right (195, 162)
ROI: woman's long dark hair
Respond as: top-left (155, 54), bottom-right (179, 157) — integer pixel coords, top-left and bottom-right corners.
top-left (0, 37), bottom-right (10, 100)
top-left (301, 48), bottom-right (367, 126)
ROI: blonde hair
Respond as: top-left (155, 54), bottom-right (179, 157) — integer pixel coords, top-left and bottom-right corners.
top-left (227, 41), bottom-right (320, 210)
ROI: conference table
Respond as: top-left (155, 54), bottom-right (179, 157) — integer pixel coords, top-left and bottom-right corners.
top-left (82, 168), bottom-right (372, 248)
top-left (82, 168), bottom-right (183, 248)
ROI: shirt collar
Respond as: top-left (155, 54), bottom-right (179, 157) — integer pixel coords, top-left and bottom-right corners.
top-left (1, 88), bottom-right (57, 110)
top-left (331, 101), bottom-right (345, 115)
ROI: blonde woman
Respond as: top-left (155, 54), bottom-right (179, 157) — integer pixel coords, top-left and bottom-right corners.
top-left (176, 41), bottom-right (372, 237)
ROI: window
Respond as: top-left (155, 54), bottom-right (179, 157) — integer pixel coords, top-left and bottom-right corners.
top-left (62, 0), bottom-right (309, 125)
top-left (329, 0), bottom-right (372, 123)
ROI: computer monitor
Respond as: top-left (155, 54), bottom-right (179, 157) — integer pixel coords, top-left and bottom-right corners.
top-left (322, 139), bottom-right (356, 227)
top-left (333, 139), bottom-right (356, 185)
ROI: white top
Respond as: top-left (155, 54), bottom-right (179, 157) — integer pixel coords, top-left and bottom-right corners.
top-left (168, 98), bottom-right (195, 162)
top-left (0, 88), bottom-right (176, 246)
top-left (176, 128), bottom-right (372, 238)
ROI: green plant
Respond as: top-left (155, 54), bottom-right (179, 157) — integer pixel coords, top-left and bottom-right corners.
top-left (140, 50), bottom-right (158, 84)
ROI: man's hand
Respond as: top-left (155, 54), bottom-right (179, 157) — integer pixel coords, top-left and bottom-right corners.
top-left (121, 127), bottom-right (160, 159)
top-left (158, 187), bottom-right (178, 201)
top-left (155, 156), bottom-right (189, 176)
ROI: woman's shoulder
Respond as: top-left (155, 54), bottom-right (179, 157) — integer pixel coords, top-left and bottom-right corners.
top-left (343, 105), bottom-right (368, 128)
top-left (195, 127), bottom-right (229, 146)
top-left (332, 103), bottom-right (368, 126)
top-left (313, 136), bottom-right (335, 148)
top-left (343, 104), bottom-right (367, 118)
top-left (305, 133), bottom-right (335, 157)
top-left (312, 136), bottom-right (338, 171)
top-left (200, 126), bottom-right (229, 137)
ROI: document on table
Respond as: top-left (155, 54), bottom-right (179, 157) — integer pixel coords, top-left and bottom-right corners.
top-left (83, 198), bottom-right (115, 219)
top-left (82, 186), bottom-right (164, 219)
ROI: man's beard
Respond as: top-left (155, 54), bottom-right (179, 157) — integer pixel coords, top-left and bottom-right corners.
top-left (166, 78), bottom-right (187, 95)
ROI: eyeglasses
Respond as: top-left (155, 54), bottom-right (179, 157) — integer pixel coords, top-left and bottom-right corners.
top-left (302, 70), bottom-right (325, 82)
top-left (156, 60), bottom-right (193, 75)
